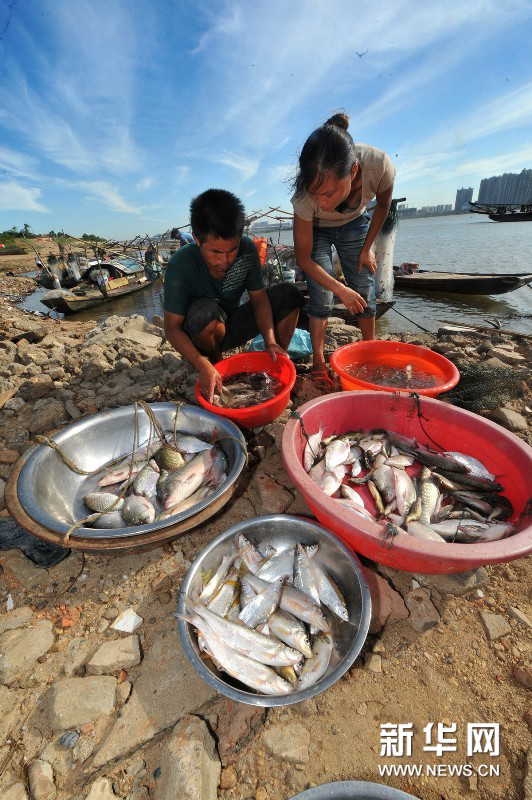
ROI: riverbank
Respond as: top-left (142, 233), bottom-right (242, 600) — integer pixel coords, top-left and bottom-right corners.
top-left (0, 300), bottom-right (530, 800)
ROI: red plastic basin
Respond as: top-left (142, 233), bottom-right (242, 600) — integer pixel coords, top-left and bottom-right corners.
top-left (282, 391), bottom-right (532, 574)
top-left (329, 340), bottom-right (460, 397)
top-left (195, 351), bottom-right (296, 429)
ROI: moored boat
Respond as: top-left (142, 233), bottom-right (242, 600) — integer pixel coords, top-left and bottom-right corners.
top-left (470, 201), bottom-right (532, 222)
top-left (393, 269), bottom-right (532, 295)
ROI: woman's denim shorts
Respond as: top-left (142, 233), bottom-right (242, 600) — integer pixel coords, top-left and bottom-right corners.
top-left (307, 213), bottom-right (375, 319)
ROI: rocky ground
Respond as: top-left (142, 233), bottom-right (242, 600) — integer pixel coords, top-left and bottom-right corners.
top-left (0, 285), bottom-right (530, 800)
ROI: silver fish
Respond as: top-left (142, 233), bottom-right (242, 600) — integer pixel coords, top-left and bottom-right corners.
top-left (122, 495), bottom-right (156, 525)
top-left (245, 574), bottom-right (330, 632)
top-left (294, 543), bottom-right (321, 606)
top-left (133, 461), bottom-right (160, 498)
top-left (256, 548), bottom-right (295, 583)
top-left (309, 558), bottom-right (349, 622)
top-left (240, 575), bottom-right (258, 608)
top-left (238, 579), bottom-right (283, 628)
top-left (385, 454), bottom-right (415, 468)
top-left (156, 484), bottom-right (212, 521)
top-left (309, 459), bottom-right (345, 496)
top-left (393, 468), bottom-right (416, 517)
top-left (175, 434), bottom-right (213, 454)
top-left (407, 521), bottom-right (446, 543)
top-left (86, 510), bottom-right (125, 529)
top-left (183, 612), bottom-right (293, 695)
top-left (443, 451), bottom-right (495, 481)
top-left (298, 632), bottom-right (333, 690)
top-left (325, 438), bottom-right (351, 470)
top-left (97, 463), bottom-right (141, 487)
top-left (191, 604), bottom-right (302, 666)
top-left (160, 449), bottom-right (214, 510)
top-left (199, 553), bottom-right (236, 603)
top-left (419, 480), bottom-right (439, 525)
top-left (454, 522), bottom-right (513, 543)
top-left (236, 534), bottom-right (264, 574)
top-left (303, 429), bottom-right (323, 472)
top-left (335, 498), bottom-right (375, 522)
top-left (268, 610), bottom-right (313, 659)
top-left (207, 568), bottom-right (239, 616)
top-left (372, 464), bottom-right (395, 505)
top-left (83, 492), bottom-right (124, 513)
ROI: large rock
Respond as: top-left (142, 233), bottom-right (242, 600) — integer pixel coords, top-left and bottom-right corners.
top-left (0, 606), bottom-right (33, 634)
top-left (28, 399), bottom-right (66, 435)
top-left (0, 550), bottom-right (51, 589)
top-left (489, 407), bottom-right (528, 433)
top-left (197, 696), bottom-right (266, 766)
top-left (63, 638), bottom-right (96, 677)
top-left (0, 684), bottom-right (23, 745)
top-left (157, 715), bottom-right (220, 800)
top-left (414, 568), bottom-right (489, 597)
top-left (85, 777), bottom-right (117, 800)
top-left (46, 676), bottom-right (116, 730)
top-left (18, 375), bottom-right (54, 400)
top-left (0, 619), bottom-right (54, 685)
top-left (487, 347), bottom-right (526, 364)
top-left (92, 632), bottom-right (214, 767)
top-left (249, 472), bottom-right (293, 514)
top-left (479, 611), bottom-right (511, 641)
top-left (263, 722), bottom-right (310, 763)
top-left (3, 783), bottom-right (28, 800)
top-left (404, 588), bottom-right (440, 632)
top-left (361, 567), bottom-right (409, 632)
top-left (525, 746), bottom-right (532, 800)
top-left (86, 636), bottom-right (141, 675)
top-left (27, 759), bottom-right (56, 800)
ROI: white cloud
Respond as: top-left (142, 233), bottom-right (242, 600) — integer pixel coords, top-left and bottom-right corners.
top-left (0, 181), bottom-right (49, 212)
top-left (77, 181), bottom-right (141, 214)
top-left (267, 163), bottom-right (295, 185)
top-left (176, 166), bottom-right (190, 183)
top-left (212, 152), bottom-right (259, 181)
top-left (0, 146), bottom-right (40, 180)
top-left (136, 176), bottom-right (155, 191)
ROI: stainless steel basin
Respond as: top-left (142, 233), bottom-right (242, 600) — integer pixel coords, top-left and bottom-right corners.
top-left (177, 514), bottom-right (371, 707)
top-left (17, 402), bottom-right (247, 539)
top-left (289, 781), bottom-right (420, 799)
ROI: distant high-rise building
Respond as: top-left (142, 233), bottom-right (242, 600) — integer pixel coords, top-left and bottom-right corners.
top-left (455, 187), bottom-right (473, 211)
top-left (478, 169), bottom-right (532, 204)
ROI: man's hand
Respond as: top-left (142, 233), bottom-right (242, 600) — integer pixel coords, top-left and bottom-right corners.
top-left (337, 285), bottom-right (367, 315)
top-left (198, 361), bottom-right (223, 404)
top-left (266, 342), bottom-right (288, 362)
top-left (358, 247), bottom-right (377, 273)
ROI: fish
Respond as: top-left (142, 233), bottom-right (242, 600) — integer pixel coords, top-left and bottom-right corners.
top-left (303, 429), bottom-right (323, 472)
top-left (419, 479), bottom-right (439, 525)
top-left (207, 568), bottom-right (240, 616)
top-left (199, 553), bottom-right (236, 603)
top-left (340, 484), bottom-right (366, 509)
top-left (393, 468), bottom-right (416, 517)
top-left (214, 371), bottom-right (282, 409)
top-left (238, 579), bottom-right (283, 628)
top-left (86, 510), bottom-right (125, 529)
top-left (452, 492), bottom-right (495, 516)
top-left (83, 492), bottom-right (124, 513)
top-left (277, 665), bottom-right (298, 685)
top-left (309, 459), bottom-right (345, 496)
top-left (133, 461), bottom-right (160, 498)
top-left (372, 464), bottom-right (395, 505)
top-left (236, 534), bottom-right (264, 574)
top-left (268, 610), bottom-right (313, 659)
top-left (294, 543), bottom-right (321, 606)
top-left (156, 484), bottom-right (212, 521)
top-left (159, 449), bottom-right (215, 510)
top-left (97, 463), bottom-right (142, 487)
top-left (335, 497), bottom-right (375, 522)
top-left (153, 444), bottom-right (185, 471)
top-left (256, 548), bottom-right (295, 583)
top-left (244, 573), bottom-right (330, 633)
top-left (367, 480), bottom-right (385, 515)
top-left (191, 604), bottom-right (302, 667)
top-left (183, 611), bottom-right (293, 694)
top-left (407, 521), bottom-right (446, 543)
top-left (121, 495), bottom-right (156, 525)
top-left (174, 434), bottom-right (213, 454)
top-left (443, 451), bottom-right (495, 481)
top-left (298, 632), bottom-right (333, 690)
top-left (325, 438), bottom-right (351, 470)
top-left (308, 557), bottom-right (349, 622)
top-left (453, 522), bottom-right (514, 543)
top-left (385, 453), bottom-right (415, 469)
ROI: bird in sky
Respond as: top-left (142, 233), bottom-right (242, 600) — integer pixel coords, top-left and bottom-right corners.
top-left (355, 50), bottom-right (368, 58)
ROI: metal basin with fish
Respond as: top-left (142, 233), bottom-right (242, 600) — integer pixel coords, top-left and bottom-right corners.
top-left (289, 781), bottom-right (419, 799)
top-left (12, 403), bottom-right (247, 544)
top-left (282, 391), bottom-right (532, 573)
top-left (177, 514), bottom-right (371, 707)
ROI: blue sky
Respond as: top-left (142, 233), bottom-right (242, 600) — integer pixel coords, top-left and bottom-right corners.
top-left (1, 0), bottom-right (531, 239)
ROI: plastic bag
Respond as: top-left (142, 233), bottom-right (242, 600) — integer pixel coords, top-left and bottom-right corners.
top-left (246, 328), bottom-right (312, 361)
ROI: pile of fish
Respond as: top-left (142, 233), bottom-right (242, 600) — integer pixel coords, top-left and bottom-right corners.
top-left (304, 428), bottom-right (516, 544)
top-left (182, 534), bottom-right (349, 695)
top-left (346, 362), bottom-right (437, 390)
top-left (82, 433), bottom-right (228, 529)
top-left (212, 371), bottom-right (282, 409)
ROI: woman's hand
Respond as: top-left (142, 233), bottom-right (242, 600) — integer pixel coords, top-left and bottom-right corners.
top-left (358, 247), bottom-right (377, 273)
top-left (337, 285), bottom-right (367, 315)
top-left (266, 342), bottom-right (288, 362)
top-left (199, 361), bottom-right (223, 404)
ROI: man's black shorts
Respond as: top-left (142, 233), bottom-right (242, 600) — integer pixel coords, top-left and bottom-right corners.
top-left (182, 282), bottom-right (304, 351)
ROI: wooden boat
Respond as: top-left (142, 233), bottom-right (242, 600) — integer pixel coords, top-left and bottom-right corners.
top-left (41, 272), bottom-right (158, 314)
top-left (470, 201), bottom-right (532, 222)
top-left (394, 269), bottom-right (532, 295)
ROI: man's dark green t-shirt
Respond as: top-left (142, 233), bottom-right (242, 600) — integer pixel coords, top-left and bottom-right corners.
top-left (163, 236), bottom-right (264, 317)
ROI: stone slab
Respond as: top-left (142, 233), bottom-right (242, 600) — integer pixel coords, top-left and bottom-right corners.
top-left (262, 722), bottom-right (310, 764)
top-left (46, 676), bottom-right (117, 731)
top-left (479, 611), bottom-right (512, 641)
top-left (157, 715), bottom-right (220, 800)
top-left (0, 620), bottom-right (54, 685)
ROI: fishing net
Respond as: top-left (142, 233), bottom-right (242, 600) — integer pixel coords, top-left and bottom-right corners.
top-left (441, 363), bottom-right (527, 412)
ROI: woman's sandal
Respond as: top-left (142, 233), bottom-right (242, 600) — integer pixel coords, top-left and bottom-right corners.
top-left (310, 364), bottom-right (335, 391)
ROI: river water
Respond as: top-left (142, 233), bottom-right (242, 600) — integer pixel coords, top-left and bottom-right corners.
top-left (19, 214), bottom-right (532, 333)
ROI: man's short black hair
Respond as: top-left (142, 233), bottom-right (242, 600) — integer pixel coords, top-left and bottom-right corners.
top-left (190, 189), bottom-right (246, 243)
